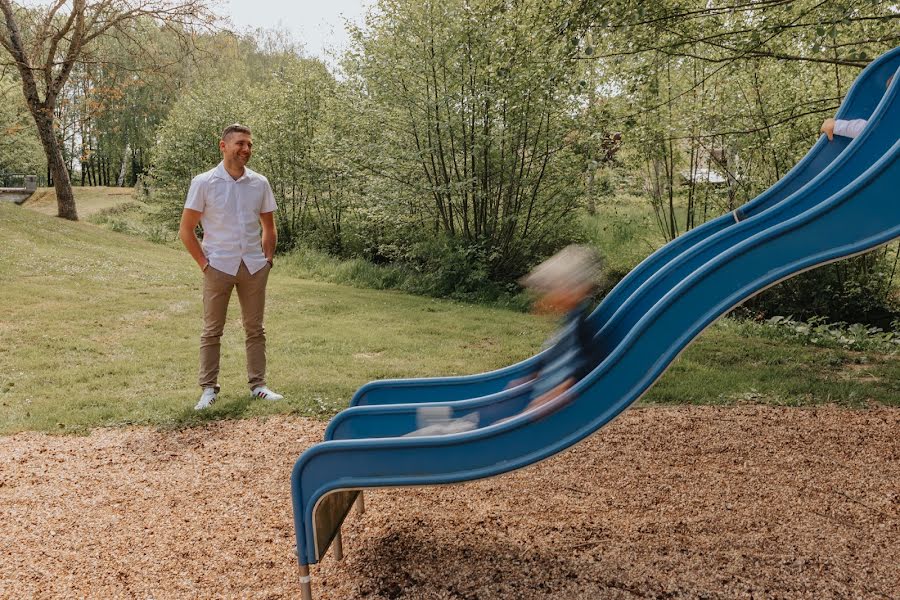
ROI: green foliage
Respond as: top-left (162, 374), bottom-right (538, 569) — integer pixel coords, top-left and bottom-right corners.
top-left (57, 21), bottom-right (196, 187)
top-left (149, 2), bottom-right (589, 290)
top-left (569, 0), bottom-right (899, 240)
top-left (146, 45), bottom-right (346, 254)
top-left (86, 200), bottom-right (178, 245)
top-left (139, 2), bottom-right (900, 320)
top-left (734, 316), bottom-right (900, 354)
top-left (249, 59), bottom-right (350, 254)
top-left (279, 243), bottom-right (532, 309)
top-left (146, 77), bottom-right (250, 226)
top-left (578, 193), bottom-right (663, 275)
top-left (341, 0), bottom-right (587, 280)
top-left (741, 248), bottom-right (900, 327)
top-left (559, 1), bottom-right (900, 323)
top-left (0, 75), bottom-right (45, 175)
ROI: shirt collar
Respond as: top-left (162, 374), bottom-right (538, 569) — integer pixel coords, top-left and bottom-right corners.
top-left (212, 160), bottom-right (250, 182)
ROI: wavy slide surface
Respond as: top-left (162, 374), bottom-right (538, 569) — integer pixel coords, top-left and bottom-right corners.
top-left (291, 48), bottom-right (900, 575)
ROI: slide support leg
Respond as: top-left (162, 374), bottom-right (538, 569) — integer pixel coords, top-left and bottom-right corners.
top-left (333, 529), bottom-right (344, 561)
top-left (299, 564), bottom-right (313, 600)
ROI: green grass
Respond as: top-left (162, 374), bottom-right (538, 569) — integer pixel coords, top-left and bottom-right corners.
top-left (86, 200), bottom-right (178, 246)
top-left (27, 186), bottom-right (182, 247)
top-left (0, 201), bottom-right (555, 434)
top-left (580, 194), bottom-right (666, 275)
top-left (646, 319), bottom-right (899, 405)
top-left (582, 191), bottom-right (732, 275)
top-left (2, 189), bottom-right (897, 435)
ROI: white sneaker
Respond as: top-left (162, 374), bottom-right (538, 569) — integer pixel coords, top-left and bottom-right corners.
top-left (251, 386), bottom-right (284, 401)
top-left (195, 387), bottom-right (218, 410)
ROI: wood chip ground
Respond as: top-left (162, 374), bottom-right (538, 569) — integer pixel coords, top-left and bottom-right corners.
top-left (1, 406), bottom-right (898, 599)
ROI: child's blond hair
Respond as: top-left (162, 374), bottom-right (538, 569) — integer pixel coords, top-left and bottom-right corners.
top-left (520, 245), bottom-right (604, 294)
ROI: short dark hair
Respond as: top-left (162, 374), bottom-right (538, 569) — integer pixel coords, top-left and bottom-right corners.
top-left (222, 123), bottom-right (252, 140)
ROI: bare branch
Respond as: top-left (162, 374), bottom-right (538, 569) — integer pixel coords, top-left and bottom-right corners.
top-left (587, 0), bottom-right (796, 30)
top-left (35, 0), bottom-right (67, 59)
top-left (44, 0), bottom-right (81, 96)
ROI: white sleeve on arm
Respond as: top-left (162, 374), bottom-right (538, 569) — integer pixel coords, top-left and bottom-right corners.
top-left (184, 176), bottom-right (205, 211)
top-left (833, 119), bottom-right (868, 139)
top-left (261, 179), bottom-right (277, 213)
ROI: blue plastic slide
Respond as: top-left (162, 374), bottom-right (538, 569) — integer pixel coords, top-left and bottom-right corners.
top-left (346, 45), bottom-right (900, 408)
top-left (290, 47), bottom-right (900, 598)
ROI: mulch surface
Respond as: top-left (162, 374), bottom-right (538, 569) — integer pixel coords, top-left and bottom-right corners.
top-left (1, 406), bottom-right (897, 599)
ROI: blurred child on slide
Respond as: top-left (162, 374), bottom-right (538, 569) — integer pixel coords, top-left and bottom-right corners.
top-left (407, 245), bottom-right (603, 436)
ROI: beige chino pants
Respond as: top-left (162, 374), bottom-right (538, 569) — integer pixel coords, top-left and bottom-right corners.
top-left (199, 261), bottom-right (271, 391)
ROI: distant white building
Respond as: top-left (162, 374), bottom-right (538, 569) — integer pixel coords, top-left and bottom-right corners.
top-left (680, 166), bottom-right (727, 185)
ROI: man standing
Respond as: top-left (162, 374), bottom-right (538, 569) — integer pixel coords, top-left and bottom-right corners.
top-left (179, 123), bottom-right (284, 410)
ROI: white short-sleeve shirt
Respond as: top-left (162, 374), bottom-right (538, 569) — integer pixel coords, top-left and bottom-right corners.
top-left (184, 161), bottom-right (277, 276)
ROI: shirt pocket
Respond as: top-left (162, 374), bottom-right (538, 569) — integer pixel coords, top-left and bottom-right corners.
top-left (206, 184), bottom-right (230, 211)
top-left (248, 183), bottom-right (264, 213)
top-left (241, 185), bottom-right (263, 224)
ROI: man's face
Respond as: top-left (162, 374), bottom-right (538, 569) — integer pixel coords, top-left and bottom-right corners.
top-left (220, 131), bottom-right (253, 167)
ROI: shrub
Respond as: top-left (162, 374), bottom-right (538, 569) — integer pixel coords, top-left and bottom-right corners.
top-left (725, 315), bottom-right (900, 354)
top-left (740, 250), bottom-right (900, 328)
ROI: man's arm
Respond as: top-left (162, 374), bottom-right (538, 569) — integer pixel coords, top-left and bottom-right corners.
top-left (179, 208), bottom-right (209, 271)
top-left (260, 211), bottom-right (277, 264)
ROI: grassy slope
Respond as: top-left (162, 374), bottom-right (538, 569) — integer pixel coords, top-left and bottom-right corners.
top-left (0, 202), bottom-right (555, 434)
top-left (1, 193), bottom-right (897, 435)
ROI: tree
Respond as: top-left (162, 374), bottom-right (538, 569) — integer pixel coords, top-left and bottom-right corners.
top-left (343, 0), bottom-right (586, 279)
top-left (249, 58), bottom-right (345, 253)
top-left (147, 75), bottom-right (247, 227)
top-left (68, 26), bottom-right (189, 188)
top-left (563, 0), bottom-right (899, 321)
top-left (0, 0), bottom-right (214, 220)
top-left (565, 0), bottom-right (899, 240)
top-left (0, 74), bottom-right (44, 175)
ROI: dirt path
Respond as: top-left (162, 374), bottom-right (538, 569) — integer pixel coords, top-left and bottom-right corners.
top-left (1, 406), bottom-right (897, 599)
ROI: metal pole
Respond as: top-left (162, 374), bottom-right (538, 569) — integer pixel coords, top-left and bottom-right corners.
top-left (298, 564), bottom-right (313, 600)
top-left (333, 529), bottom-right (344, 561)
top-left (355, 492), bottom-right (365, 515)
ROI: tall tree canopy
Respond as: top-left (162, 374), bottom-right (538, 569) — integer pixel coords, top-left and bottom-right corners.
top-left (0, 0), bottom-right (215, 219)
top-left (341, 0), bottom-right (586, 277)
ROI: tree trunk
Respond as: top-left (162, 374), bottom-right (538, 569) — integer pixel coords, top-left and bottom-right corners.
top-left (117, 143), bottom-right (130, 187)
top-left (33, 110), bottom-right (77, 220)
top-left (585, 166), bottom-right (596, 215)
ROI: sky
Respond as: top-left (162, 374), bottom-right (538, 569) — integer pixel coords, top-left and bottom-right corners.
top-left (221, 0), bottom-right (373, 61)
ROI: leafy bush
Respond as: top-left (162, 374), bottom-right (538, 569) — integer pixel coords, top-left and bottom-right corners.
top-left (725, 315), bottom-right (900, 354)
top-left (279, 244), bottom-right (531, 310)
top-left (0, 76), bottom-right (45, 176)
top-left (87, 201), bottom-right (176, 244)
top-left (740, 249), bottom-right (900, 328)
